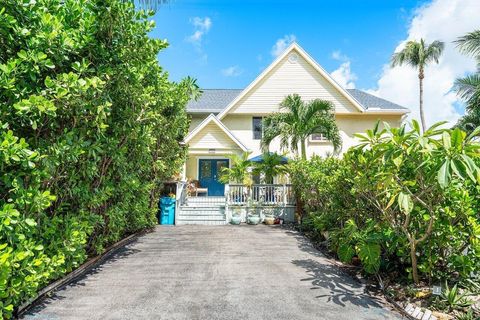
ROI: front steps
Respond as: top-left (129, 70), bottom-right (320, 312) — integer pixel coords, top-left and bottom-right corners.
top-left (176, 197), bottom-right (227, 225)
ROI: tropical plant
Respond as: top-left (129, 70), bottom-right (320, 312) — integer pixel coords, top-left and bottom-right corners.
top-left (0, 0), bottom-right (190, 317)
top-left (261, 94), bottom-right (341, 160)
top-left (252, 152), bottom-right (287, 184)
top-left (219, 152), bottom-right (252, 185)
top-left (391, 39), bottom-right (444, 131)
top-left (352, 121), bottom-right (480, 284)
top-left (454, 30), bottom-right (480, 133)
top-left (435, 282), bottom-right (473, 312)
top-left (290, 121), bottom-right (480, 286)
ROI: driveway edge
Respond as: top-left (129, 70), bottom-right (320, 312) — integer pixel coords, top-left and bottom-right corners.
top-left (15, 227), bottom-right (154, 319)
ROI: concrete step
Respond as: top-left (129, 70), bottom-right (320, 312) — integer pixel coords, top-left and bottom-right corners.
top-left (178, 207), bottom-right (225, 215)
top-left (185, 197), bottom-right (226, 207)
top-left (183, 202), bottom-right (225, 208)
top-left (177, 215), bottom-right (225, 221)
top-left (179, 211), bottom-right (224, 217)
top-left (176, 220), bottom-right (227, 226)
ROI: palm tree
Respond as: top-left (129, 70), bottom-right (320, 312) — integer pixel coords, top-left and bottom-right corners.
top-left (454, 30), bottom-right (480, 133)
top-left (219, 152), bottom-right (252, 185)
top-left (252, 152), bottom-right (288, 184)
top-left (391, 39), bottom-right (444, 132)
top-left (261, 94), bottom-right (341, 160)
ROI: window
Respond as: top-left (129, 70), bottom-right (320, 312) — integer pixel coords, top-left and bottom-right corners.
top-left (252, 117), bottom-right (263, 140)
top-left (310, 133), bottom-right (328, 142)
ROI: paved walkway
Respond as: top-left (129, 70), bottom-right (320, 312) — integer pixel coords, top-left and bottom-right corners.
top-left (23, 225), bottom-right (402, 320)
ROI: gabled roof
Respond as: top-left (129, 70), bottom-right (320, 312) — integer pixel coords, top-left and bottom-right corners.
top-left (184, 114), bottom-right (248, 151)
top-left (216, 42), bottom-right (367, 119)
top-left (187, 88), bottom-right (408, 114)
top-left (347, 89), bottom-right (408, 112)
top-left (187, 89), bottom-right (242, 113)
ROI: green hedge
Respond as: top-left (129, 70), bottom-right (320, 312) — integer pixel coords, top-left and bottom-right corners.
top-left (0, 0), bottom-right (191, 317)
top-left (290, 122), bottom-right (480, 285)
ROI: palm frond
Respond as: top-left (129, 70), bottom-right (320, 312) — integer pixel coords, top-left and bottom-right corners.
top-left (455, 30), bottom-right (480, 57)
top-left (262, 94), bottom-right (342, 159)
top-left (261, 113), bottom-right (290, 152)
top-left (391, 41), bottom-right (422, 68)
top-left (391, 39), bottom-right (444, 68)
top-left (425, 40), bottom-right (445, 64)
top-left (136, 0), bottom-right (172, 11)
top-left (454, 74), bottom-right (480, 109)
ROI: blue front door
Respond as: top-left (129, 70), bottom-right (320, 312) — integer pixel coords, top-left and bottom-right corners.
top-left (198, 159), bottom-right (229, 196)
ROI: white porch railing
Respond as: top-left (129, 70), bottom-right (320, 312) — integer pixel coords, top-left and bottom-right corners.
top-left (226, 184), bottom-right (295, 206)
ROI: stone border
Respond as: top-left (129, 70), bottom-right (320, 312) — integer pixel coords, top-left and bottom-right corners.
top-left (15, 228), bottom-right (154, 318)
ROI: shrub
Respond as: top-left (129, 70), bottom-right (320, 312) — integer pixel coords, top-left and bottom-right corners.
top-left (0, 0), bottom-right (191, 317)
top-left (290, 121), bottom-right (480, 285)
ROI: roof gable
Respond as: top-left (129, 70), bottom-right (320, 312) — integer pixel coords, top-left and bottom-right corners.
top-left (185, 114), bottom-right (248, 151)
top-left (217, 43), bottom-right (366, 119)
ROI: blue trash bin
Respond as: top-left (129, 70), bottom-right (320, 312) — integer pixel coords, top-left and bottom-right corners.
top-left (158, 197), bottom-right (175, 225)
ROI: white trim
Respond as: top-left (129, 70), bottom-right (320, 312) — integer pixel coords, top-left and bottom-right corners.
top-left (364, 109), bottom-right (410, 115)
top-left (184, 113), bottom-right (249, 152)
top-left (217, 42), bottom-right (369, 120)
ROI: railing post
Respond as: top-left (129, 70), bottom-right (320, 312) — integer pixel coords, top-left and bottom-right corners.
top-left (283, 184), bottom-right (287, 207)
top-left (224, 184), bottom-right (230, 224)
top-left (175, 182), bottom-right (182, 226)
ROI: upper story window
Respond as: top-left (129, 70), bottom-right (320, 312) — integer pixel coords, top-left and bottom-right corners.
top-left (310, 133), bottom-right (329, 142)
top-left (252, 117), bottom-right (263, 140)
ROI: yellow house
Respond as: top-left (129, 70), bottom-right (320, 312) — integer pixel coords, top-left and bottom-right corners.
top-left (175, 42), bottom-right (408, 225)
top-left (183, 43), bottom-right (408, 193)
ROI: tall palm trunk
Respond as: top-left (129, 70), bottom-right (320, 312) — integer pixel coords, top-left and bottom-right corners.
top-left (301, 139), bottom-right (307, 160)
top-left (419, 68), bottom-right (426, 132)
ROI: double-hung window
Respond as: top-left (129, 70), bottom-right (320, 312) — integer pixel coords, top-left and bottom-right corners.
top-left (252, 117), bottom-right (263, 140)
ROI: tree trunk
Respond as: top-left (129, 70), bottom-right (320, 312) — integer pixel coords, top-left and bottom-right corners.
top-left (410, 240), bottom-right (420, 285)
top-left (301, 139), bottom-right (307, 160)
top-left (419, 69), bottom-right (426, 132)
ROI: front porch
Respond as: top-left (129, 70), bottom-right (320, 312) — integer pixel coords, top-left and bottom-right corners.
top-left (175, 183), bottom-right (296, 225)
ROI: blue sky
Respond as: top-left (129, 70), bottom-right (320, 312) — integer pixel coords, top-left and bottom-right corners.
top-left (151, 0), bottom-right (428, 90)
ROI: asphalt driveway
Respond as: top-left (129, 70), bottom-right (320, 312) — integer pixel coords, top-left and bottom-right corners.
top-left (23, 225), bottom-right (402, 320)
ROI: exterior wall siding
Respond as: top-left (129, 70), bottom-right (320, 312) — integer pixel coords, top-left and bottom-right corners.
top-left (189, 122), bottom-right (239, 150)
top-left (226, 48), bottom-right (361, 115)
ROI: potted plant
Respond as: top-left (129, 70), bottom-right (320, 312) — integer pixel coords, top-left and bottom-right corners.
top-left (247, 199), bottom-right (261, 225)
top-left (230, 207), bottom-right (242, 225)
top-left (263, 206), bottom-right (275, 225)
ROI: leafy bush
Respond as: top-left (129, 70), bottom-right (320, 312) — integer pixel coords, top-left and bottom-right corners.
top-left (0, 0), bottom-right (191, 317)
top-left (290, 121), bottom-right (480, 285)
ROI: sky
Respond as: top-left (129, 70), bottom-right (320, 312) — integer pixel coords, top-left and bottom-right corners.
top-left (151, 0), bottom-right (480, 126)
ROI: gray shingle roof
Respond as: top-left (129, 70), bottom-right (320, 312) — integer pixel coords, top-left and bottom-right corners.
top-left (186, 88), bottom-right (408, 113)
top-left (187, 89), bottom-right (242, 113)
top-left (346, 89), bottom-right (408, 111)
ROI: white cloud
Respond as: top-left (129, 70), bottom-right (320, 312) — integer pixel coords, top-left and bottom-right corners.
top-left (331, 61), bottom-right (357, 89)
top-left (330, 51), bottom-right (357, 89)
top-left (187, 17), bottom-right (212, 45)
top-left (331, 50), bottom-right (348, 61)
top-left (271, 34), bottom-right (296, 57)
top-left (369, 0), bottom-right (479, 127)
top-left (192, 17), bottom-right (211, 32)
top-left (221, 65), bottom-right (243, 77)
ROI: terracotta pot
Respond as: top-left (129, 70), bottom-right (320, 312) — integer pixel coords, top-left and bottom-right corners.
top-left (264, 216), bottom-right (275, 225)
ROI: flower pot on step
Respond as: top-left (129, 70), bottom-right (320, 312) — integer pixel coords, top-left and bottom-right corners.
top-left (231, 216), bottom-right (242, 225)
top-left (247, 215), bottom-right (260, 225)
top-left (264, 216), bottom-right (275, 225)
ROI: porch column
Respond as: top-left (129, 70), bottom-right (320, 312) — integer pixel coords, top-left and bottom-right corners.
top-left (181, 161), bottom-right (187, 181)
